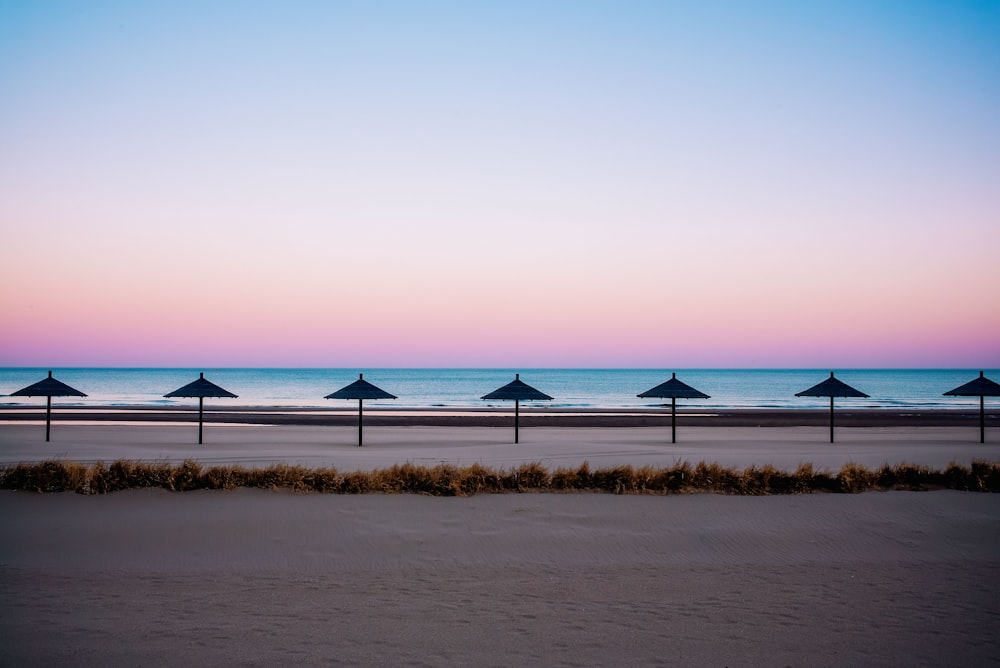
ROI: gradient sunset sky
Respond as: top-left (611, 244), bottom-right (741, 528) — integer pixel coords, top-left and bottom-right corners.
top-left (1, 1), bottom-right (998, 368)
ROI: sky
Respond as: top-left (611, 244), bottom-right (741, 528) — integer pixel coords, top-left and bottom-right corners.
top-left (1, 0), bottom-right (998, 368)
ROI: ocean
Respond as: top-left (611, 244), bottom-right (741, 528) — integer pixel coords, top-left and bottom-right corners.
top-left (1, 368), bottom-right (995, 411)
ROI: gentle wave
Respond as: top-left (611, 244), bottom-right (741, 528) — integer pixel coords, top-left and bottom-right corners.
top-left (1, 368), bottom-right (996, 411)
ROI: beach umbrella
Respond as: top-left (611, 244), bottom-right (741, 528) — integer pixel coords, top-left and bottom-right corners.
top-left (795, 372), bottom-right (869, 443)
top-left (325, 373), bottom-right (397, 447)
top-left (481, 373), bottom-right (553, 444)
top-left (638, 372), bottom-right (710, 444)
top-left (9, 370), bottom-right (87, 441)
top-left (944, 371), bottom-right (1000, 443)
top-left (164, 372), bottom-right (238, 444)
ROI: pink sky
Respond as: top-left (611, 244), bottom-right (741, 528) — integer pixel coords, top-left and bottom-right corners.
top-left (1, 2), bottom-right (998, 368)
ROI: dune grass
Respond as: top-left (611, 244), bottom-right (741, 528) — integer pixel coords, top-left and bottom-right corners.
top-left (1, 459), bottom-right (998, 495)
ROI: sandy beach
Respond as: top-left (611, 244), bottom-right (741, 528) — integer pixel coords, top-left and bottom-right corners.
top-left (3, 489), bottom-right (999, 666)
top-left (2, 419), bottom-right (999, 665)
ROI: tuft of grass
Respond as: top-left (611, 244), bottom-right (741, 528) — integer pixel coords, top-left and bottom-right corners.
top-left (303, 468), bottom-right (341, 493)
top-left (338, 470), bottom-right (371, 494)
top-left (876, 463), bottom-right (934, 491)
top-left (741, 465), bottom-right (797, 496)
top-left (590, 465), bottom-right (639, 495)
top-left (1, 459), bottom-right (998, 496)
top-left (970, 460), bottom-right (1000, 492)
top-left (456, 463), bottom-right (508, 495)
top-left (203, 465), bottom-right (252, 490)
top-left (249, 464), bottom-right (313, 491)
top-left (638, 462), bottom-right (691, 493)
top-left (689, 462), bottom-right (744, 494)
top-left (169, 460), bottom-right (204, 491)
top-left (513, 462), bottom-right (548, 491)
top-left (90, 460), bottom-right (173, 494)
top-left (551, 462), bottom-right (593, 491)
top-left (837, 463), bottom-right (877, 493)
top-left (0, 460), bottom-right (88, 493)
top-left (368, 463), bottom-right (462, 496)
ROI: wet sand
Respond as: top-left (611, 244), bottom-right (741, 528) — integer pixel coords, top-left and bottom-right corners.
top-left (0, 404), bottom-right (991, 428)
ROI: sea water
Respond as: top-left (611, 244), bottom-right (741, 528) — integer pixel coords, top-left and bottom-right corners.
top-left (1, 368), bottom-right (996, 410)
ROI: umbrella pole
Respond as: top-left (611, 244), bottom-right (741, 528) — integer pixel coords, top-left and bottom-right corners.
top-left (671, 397), bottom-right (676, 444)
top-left (829, 397), bottom-right (834, 443)
top-left (46, 396), bottom-right (52, 442)
top-left (515, 399), bottom-right (519, 444)
top-left (198, 397), bottom-right (204, 444)
top-left (358, 399), bottom-right (364, 447)
top-left (981, 395), bottom-right (985, 444)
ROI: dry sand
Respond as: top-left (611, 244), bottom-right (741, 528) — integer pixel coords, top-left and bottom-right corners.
top-left (2, 422), bottom-right (999, 666)
top-left (2, 422), bottom-right (1000, 471)
top-left (3, 490), bottom-right (999, 666)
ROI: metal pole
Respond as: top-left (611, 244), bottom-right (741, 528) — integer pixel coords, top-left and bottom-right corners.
top-left (358, 399), bottom-right (364, 447)
top-left (981, 395), bottom-right (985, 444)
top-left (515, 399), bottom-right (520, 444)
top-left (671, 397), bottom-right (677, 444)
top-left (198, 397), bottom-right (204, 444)
top-left (46, 395), bottom-right (52, 442)
top-left (829, 396), bottom-right (835, 443)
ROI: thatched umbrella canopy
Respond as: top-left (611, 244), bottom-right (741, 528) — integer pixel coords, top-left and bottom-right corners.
top-left (164, 372), bottom-right (238, 444)
top-left (10, 370), bottom-right (87, 441)
top-left (481, 373), bottom-right (553, 443)
top-left (638, 372), bottom-right (710, 443)
top-left (325, 374), bottom-right (397, 447)
top-left (795, 372), bottom-right (869, 443)
top-left (944, 371), bottom-right (1000, 443)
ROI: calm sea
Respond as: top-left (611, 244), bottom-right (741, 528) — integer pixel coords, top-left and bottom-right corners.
top-left (1, 368), bottom-right (996, 410)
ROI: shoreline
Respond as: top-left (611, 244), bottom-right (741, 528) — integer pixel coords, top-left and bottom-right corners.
top-left (0, 405), bottom-right (993, 427)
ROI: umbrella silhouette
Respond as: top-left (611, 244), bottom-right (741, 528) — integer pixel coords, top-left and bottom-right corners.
top-left (481, 373), bottom-right (553, 443)
top-left (944, 371), bottom-right (1000, 443)
top-left (795, 372), bottom-right (869, 443)
top-left (9, 370), bottom-right (87, 441)
top-left (638, 372), bottom-right (710, 443)
top-left (164, 372), bottom-right (238, 444)
top-left (325, 373), bottom-right (397, 447)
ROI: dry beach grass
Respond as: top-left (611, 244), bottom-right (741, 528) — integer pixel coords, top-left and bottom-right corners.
top-left (3, 458), bottom-right (1000, 495)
